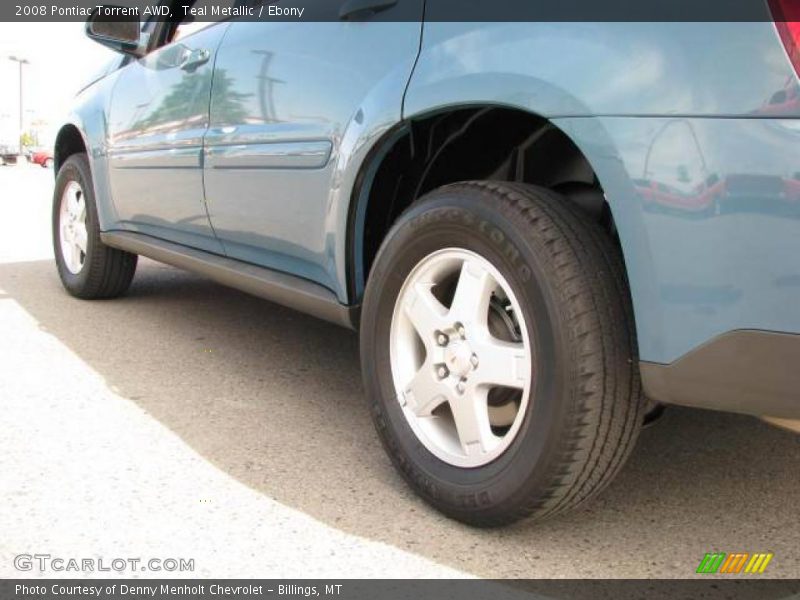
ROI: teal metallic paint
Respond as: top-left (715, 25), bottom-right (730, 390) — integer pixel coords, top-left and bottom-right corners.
top-left (204, 16), bottom-right (424, 296)
top-left (556, 116), bottom-right (800, 363)
top-left (404, 22), bottom-right (799, 119)
top-left (57, 70), bottom-right (123, 233)
top-left (106, 24), bottom-right (231, 254)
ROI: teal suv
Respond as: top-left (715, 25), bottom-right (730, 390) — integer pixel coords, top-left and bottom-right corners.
top-left (52, 0), bottom-right (800, 524)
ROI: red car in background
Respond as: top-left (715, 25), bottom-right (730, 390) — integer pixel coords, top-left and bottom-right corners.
top-left (31, 150), bottom-right (54, 168)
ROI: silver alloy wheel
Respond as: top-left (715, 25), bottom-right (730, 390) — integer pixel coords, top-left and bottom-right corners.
top-left (390, 248), bottom-right (532, 468)
top-left (59, 180), bottom-right (88, 275)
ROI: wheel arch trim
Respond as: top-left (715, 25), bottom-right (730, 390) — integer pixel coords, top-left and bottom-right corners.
top-left (54, 121), bottom-right (89, 174)
top-left (344, 103), bottom-right (660, 362)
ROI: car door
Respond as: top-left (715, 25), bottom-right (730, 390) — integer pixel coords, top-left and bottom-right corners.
top-left (106, 16), bottom-right (229, 254)
top-left (203, 0), bottom-right (425, 296)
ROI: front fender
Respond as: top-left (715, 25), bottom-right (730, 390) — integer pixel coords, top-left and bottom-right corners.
top-left (55, 69), bottom-right (121, 231)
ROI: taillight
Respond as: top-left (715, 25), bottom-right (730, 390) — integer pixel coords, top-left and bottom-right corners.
top-left (770, 0), bottom-right (800, 77)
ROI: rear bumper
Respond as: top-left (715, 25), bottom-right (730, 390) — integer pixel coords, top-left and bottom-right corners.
top-left (640, 330), bottom-right (800, 419)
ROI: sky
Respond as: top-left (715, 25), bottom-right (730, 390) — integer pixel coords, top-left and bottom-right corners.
top-left (0, 23), bottom-right (113, 146)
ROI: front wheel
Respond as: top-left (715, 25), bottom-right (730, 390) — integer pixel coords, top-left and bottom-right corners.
top-left (360, 182), bottom-right (644, 526)
top-left (52, 153), bottom-right (138, 299)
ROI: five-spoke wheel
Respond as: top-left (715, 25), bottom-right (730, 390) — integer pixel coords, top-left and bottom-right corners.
top-left (390, 249), bottom-right (531, 467)
top-left (361, 182), bottom-right (643, 525)
top-left (58, 181), bottom-right (88, 275)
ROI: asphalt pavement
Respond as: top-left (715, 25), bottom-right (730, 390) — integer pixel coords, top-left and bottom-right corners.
top-left (1, 163), bottom-right (798, 579)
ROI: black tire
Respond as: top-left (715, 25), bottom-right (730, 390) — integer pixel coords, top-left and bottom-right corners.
top-left (360, 181), bottom-right (644, 526)
top-left (53, 153), bottom-right (137, 299)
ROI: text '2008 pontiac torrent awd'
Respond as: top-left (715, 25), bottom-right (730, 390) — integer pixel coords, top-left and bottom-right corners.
top-left (52, 0), bottom-right (800, 525)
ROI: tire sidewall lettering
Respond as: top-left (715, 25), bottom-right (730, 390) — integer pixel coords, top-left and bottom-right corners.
top-left (409, 206), bottom-right (531, 283)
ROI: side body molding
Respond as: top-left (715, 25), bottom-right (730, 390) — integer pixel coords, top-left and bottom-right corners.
top-left (204, 140), bottom-right (333, 170)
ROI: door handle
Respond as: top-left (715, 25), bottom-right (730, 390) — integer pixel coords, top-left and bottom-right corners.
top-left (180, 48), bottom-right (210, 72)
top-left (339, 0), bottom-right (397, 20)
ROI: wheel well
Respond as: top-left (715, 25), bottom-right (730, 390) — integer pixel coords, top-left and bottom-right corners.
top-left (54, 125), bottom-right (87, 173)
top-left (352, 106), bottom-right (618, 300)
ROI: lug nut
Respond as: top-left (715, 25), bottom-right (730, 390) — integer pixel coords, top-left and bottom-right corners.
top-left (456, 380), bottom-right (466, 394)
top-left (457, 324), bottom-right (466, 339)
top-left (436, 332), bottom-right (449, 346)
top-left (436, 365), bottom-right (449, 379)
top-left (470, 354), bottom-right (479, 368)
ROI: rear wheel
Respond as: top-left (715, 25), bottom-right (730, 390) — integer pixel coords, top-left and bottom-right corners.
top-left (53, 153), bottom-right (137, 299)
top-left (360, 181), bottom-right (644, 526)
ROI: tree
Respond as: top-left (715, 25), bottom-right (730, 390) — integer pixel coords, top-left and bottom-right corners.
top-left (20, 131), bottom-right (35, 149)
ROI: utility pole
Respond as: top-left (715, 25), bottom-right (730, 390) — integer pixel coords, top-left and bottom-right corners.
top-left (8, 56), bottom-right (30, 157)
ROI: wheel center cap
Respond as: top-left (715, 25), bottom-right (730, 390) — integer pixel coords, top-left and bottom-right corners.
top-left (444, 340), bottom-right (474, 378)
